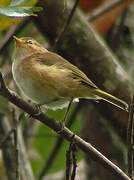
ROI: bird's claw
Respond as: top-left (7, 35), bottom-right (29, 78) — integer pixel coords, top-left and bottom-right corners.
top-left (29, 104), bottom-right (42, 118)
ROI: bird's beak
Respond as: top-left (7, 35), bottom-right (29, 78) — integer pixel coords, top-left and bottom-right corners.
top-left (13, 36), bottom-right (22, 45)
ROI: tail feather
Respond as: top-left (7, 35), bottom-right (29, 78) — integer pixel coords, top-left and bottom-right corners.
top-left (94, 89), bottom-right (129, 112)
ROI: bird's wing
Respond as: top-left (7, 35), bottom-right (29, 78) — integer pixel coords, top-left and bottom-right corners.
top-left (32, 52), bottom-right (98, 89)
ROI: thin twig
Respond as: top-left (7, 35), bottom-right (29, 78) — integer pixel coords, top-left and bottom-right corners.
top-left (0, 129), bottom-right (14, 149)
top-left (107, 8), bottom-right (129, 50)
top-left (88, 0), bottom-right (127, 22)
top-left (0, 19), bottom-right (29, 54)
top-left (127, 95), bottom-right (134, 179)
top-left (0, 72), bottom-right (131, 180)
top-left (71, 144), bottom-right (77, 180)
top-left (52, 0), bottom-right (80, 51)
top-left (11, 109), bottom-right (20, 180)
top-left (66, 143), bottom-right (72, 180)
top-left (0, 114), bottom-right (17, 180)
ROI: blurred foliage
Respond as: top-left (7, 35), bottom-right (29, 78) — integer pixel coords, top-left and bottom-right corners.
top-left (0, 0), bottom-right (38, 31)
top-left (114, 3), bottom-right (134, 77)
top-left (10, 0), bottom-right (33, 6)
top-left (0, 6), bottom-right (42, 18)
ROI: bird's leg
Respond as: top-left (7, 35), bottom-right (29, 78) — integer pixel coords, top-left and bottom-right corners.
top-left (61, 98), bottom-right (73, 126)
top-left (57, 99), bottom-right (73, 134)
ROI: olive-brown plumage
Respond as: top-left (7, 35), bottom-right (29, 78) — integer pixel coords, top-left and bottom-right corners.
top-left (12, 36), bottom-right (128, 111)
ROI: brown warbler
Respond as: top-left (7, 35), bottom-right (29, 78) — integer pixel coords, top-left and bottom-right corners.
top-left (12, 36), bottom-right (128, 121)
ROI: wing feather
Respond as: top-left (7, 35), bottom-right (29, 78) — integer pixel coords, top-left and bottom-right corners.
top-left (30, 52), bottom-right (98, 89)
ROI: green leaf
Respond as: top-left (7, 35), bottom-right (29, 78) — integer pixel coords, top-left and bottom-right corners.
top-left (28, 6), bottom-right (43, 14)
top-left (10, 0), bottom-right (30, 6)
top-left (0, 6), bottom-right (43, 18)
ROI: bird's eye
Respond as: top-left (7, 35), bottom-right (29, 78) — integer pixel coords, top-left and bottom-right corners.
top-left (27, 40), bottom-right (33, 45)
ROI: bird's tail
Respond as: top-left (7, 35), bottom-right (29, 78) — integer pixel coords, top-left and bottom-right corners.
top-left (94, 89), bottom-right (129, 112)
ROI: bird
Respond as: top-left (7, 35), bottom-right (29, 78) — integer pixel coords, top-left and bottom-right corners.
top-left (12, 36), bottom-right (128, 123)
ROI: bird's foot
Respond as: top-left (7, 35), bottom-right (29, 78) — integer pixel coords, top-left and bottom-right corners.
top-left (29, 104), bottom-right (43, 118)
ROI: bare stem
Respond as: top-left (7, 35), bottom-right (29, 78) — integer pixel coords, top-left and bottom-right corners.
top-left (88, 0), bottom-right (127, 22)
top-left (127, 95), bottom-right (134, 179)
top-left (52, 0), bottom-right (80, 51)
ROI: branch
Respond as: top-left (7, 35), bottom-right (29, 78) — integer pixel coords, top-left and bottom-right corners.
top-left (0, 73), bottom-right (131, 180)
top-left (11, 109), bottom-right (20, 180)
top-left (0, 19), bottom-right (29, 54)
top-left (127, 95), bottom-right (134, 179)
top-left (18, 126), bottom-right (34, 180)
top-left (88, 0), bottom-right (128, 21)
top-left (71, 144), bottom-right (77, 180)
top-left (0, 114), bottom-right (16, 180)
top-left (52, 0), bottom-right (80, 51)
top-left (66, 143), bottom-right (72, 180)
